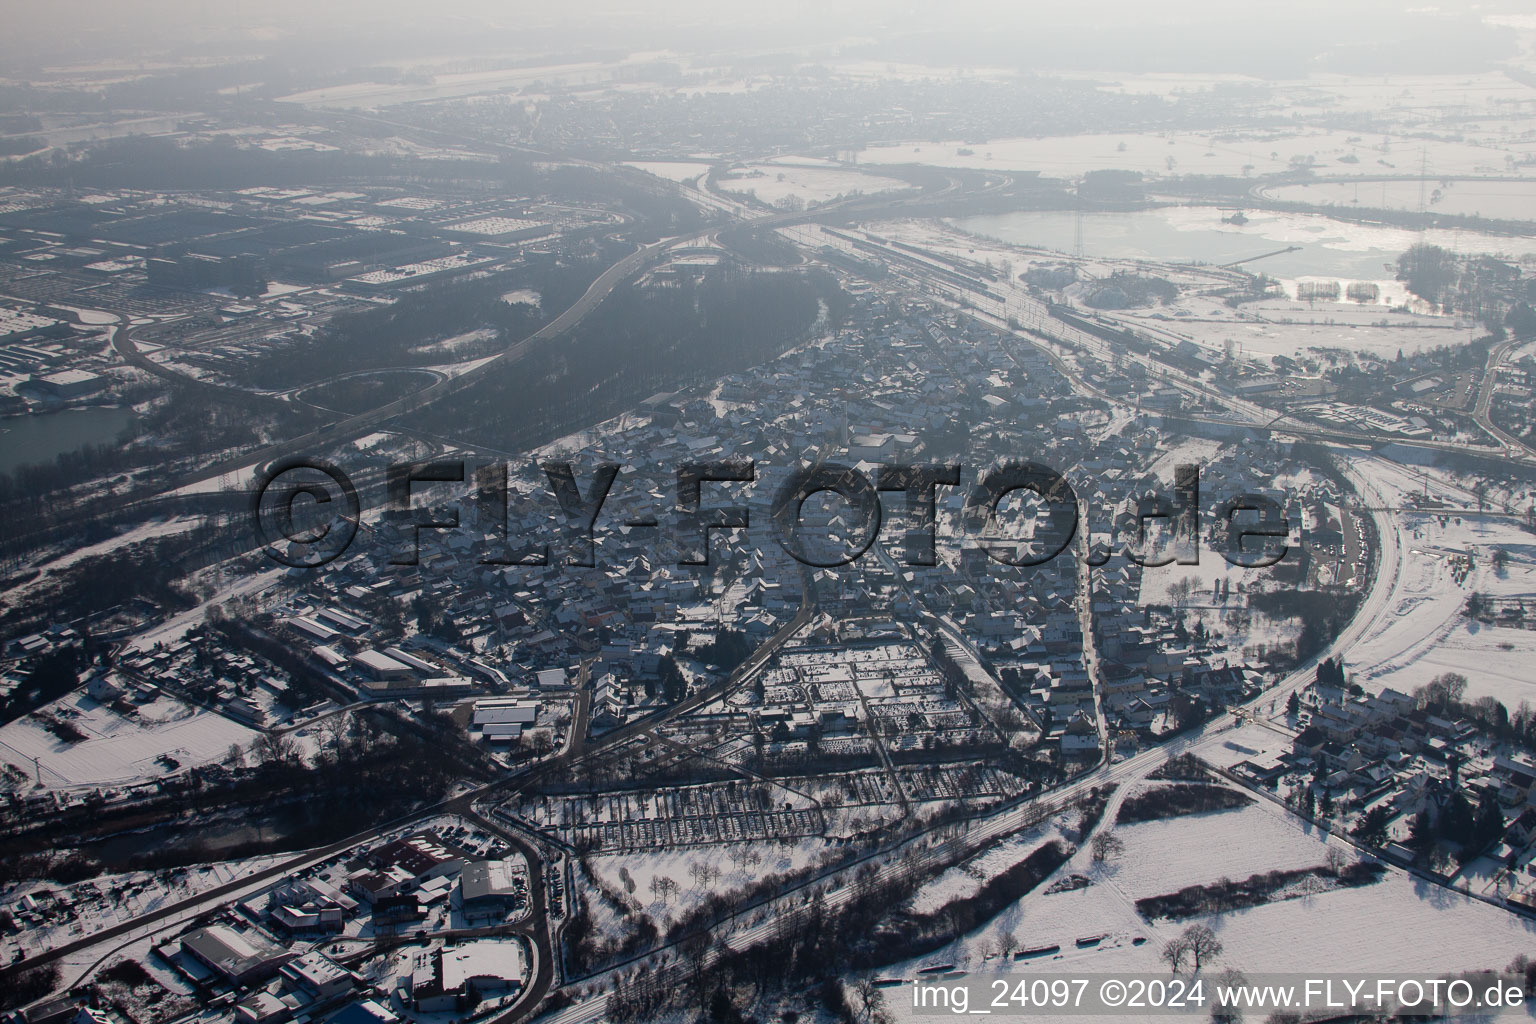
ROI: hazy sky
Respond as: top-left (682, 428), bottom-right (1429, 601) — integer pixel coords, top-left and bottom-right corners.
top-left (0, 0), bottom-right (1523, 76)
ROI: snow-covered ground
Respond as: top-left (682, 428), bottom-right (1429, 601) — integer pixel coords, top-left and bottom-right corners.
top-left (1265, 178), bottom-right (1536, 223)
top-left (905, 818), bottom-right (1067, 916)
top-left (855, 129), bottom-right (1533, 181)
top-left (881, 780), bottom-right (1536, 1023)
top-left (624, 161), bottom-right (713, 186)
top-left (1338, 455), bottom-right (1536, 708)
top-left (715, 164), bottom-right (911, 206)
top-left (123, 566), bottom-right (284, 652)
top-left (588, 837), bottom-right (834, 926)
top-left (867, 444), bottom-right (1536, 1020)
top-left (1105, 296), bottom-right (1477, 363)
top-left (0, 691), bottom-right (258, 790)
top-left (2, 853), bottom-right (288, 964)
top-left (864, 215), bottom-right (1483, 364)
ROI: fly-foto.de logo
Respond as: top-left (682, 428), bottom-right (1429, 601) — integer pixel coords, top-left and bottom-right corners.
top-left (250, 458), bottom-right (1290, 571)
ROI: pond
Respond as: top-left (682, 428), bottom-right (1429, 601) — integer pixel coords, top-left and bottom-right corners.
top-left (0, 405), bottom-right (137, 476)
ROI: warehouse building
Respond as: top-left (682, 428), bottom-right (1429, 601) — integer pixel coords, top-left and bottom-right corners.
top-left (180, 924), bottom-right (296, 986)
top-left (29, 369), bottom-right (107, 399)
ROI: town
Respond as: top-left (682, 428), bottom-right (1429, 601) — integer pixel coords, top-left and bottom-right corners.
top-left (3, 5), bottom-right (1536, 1024)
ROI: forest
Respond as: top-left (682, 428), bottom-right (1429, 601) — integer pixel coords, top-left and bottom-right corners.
top-left (409, 266), bottom-right (846, 451)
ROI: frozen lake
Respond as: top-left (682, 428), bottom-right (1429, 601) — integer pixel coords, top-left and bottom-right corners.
top-left (950, 205), bottom-right (1536, 280)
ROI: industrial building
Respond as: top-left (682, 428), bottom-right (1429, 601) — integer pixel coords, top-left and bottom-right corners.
top-left (179, 924), bottom-right (297, 986)
top-left (471, 697), bottom-right (540, 743)
top-left (0, 307), bottom-right (67, 344)
top-left (28, 368), bottom-right (107, 399)
top-left (458, 856), bottom-right (529, 917)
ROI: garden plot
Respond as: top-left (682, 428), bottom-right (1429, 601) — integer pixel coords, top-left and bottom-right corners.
top-left (0, 691), bottom-right (257, 790)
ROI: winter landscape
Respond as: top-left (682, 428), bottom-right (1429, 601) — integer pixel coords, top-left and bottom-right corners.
top-left (3, 1), bottom-right (1536, 1023)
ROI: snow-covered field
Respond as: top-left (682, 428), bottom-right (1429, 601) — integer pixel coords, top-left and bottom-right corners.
top-left (1161, 315), bottom-right (1473, 363)
top-left (866, 216), bottom-right (1482, 364)
top-left (624, 161), bottom-right (713, 186)
top-left (715, 164), bottom-right (911, 206)
top-left (1105, 796), bottom-right (1329, 898)
top-left (1265, 178), bottom-right (1536, 223)
top-left (0, 691), bottom-right (258, 790)
top-left (855, 129), bottom-right (1533, 181)
top-left (32, 515), bottom-right (207, 574)
top-left (1103, 294), bottom-right (1477, 362)
top-left (122, 566), bottom-right (283, 651)
top-left (1337, 455), bottom-right (1536, 709)
top-left (906, 819), bottom-right (1066, 916)
top-left (881, 781), bottom-right (1536, 1023)
top-left (951, 205), bottom-right (1536, 282)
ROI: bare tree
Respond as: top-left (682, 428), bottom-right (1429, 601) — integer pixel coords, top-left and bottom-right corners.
top-left (999, 931), bottom-right (1019, 960)
top-left (1211, 968), bottom-right (1248, 1023)
top-left (853, 976), bottom-right (884, 1023)
top-left (1162, 934), bottom-right (1192, 974)
top-left (1091, 830), bottom-right (1126, 863)
top-left (254, 730), bottom-right (300, 767)
top-left (1184, 924), bottom-right (1223, 972)
top-left (319, 714), bottom-right (349, 759)
top-left (1325, 846), bottom-right (1348, 876)
top-left (1298, 873), bottom-right (1328, 899)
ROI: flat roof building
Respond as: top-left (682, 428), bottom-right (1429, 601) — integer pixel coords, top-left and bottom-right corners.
top-left (459, 857), bottom-right (528, 917)
top-left (30, 369), bottom-right (107, 400)
top-left (352, 650), bottom-right (413, 679)
top-left (180, 924), bottom-right (296, 986)
top-left (278, 951), bottom-right (356, 1003)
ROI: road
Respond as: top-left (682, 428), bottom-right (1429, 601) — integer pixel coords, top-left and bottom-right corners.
top-left (519, 292), bottom-right (1409, 1022)
top-left (10, 142), bottom-right (1481, 1023)
top-left (1470, 334), bottom-right (1536, 458)
top-left (476, 179), bottom-right (1412, 1022)
top-left (529, 522), bottom-right (1400, 1024)
top-left (0, 556), bottom-right (817, 1018)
